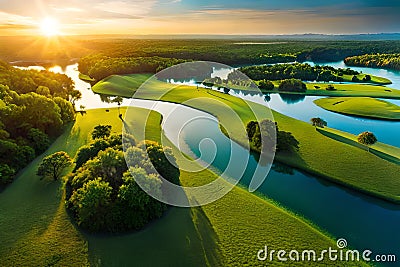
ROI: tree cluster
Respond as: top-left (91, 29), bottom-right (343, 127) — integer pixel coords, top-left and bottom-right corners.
top-left (0, 60), bottom-right (76, 186)
top-left (240, 63), bottom-right (359, 83)
top-left (345, 54), bottom-right (400, 71)
top-left (65, 126), bottom-right (179, 232)
top-left (278, 79), bottom-right (307, 92)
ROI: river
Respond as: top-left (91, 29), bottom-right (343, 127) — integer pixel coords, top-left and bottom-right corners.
top-left (15, 61), bottom-right (400, 265)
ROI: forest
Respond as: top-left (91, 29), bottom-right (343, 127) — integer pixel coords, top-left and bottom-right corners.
top-left (345, 53), bottom-right (400, 70)
top-left (0, 60), bottom-right (77, 186)
top-left (240, 63), bottom-right (358, 82)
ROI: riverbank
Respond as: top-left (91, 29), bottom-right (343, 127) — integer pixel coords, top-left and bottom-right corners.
top-left (90, 76), bottom-right (400, 203)
top-left (314, 97), bottom-right (400, 120)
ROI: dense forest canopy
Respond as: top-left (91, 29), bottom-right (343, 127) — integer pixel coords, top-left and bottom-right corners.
top-left (345, 54), bottom-right (400, 70)
top-left (0, 60), bottom-right (76, 186)
top-left (2, 36), bottom-right (400, 73)
top-left (240, 63), bottom-right (358, 82)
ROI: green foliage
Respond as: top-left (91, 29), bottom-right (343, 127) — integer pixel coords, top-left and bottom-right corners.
top-left (310, 118), bottom-right (328, 128)
top-left (27, 128), bottom-right (50, 154)
top-left (91, 125), bottom-right (112, 139)
top-left (246, 120), bottom-right (299, 153)
top-left (352, 75), bottom-right (360, 82)
top-left (357, 131), bottom-right (378, 145)
top-left (66, 125), bottom-right (171, 232)
top-left (53, 97), bottom-right (75, 124)
top-left (278, 79), bottom-right (307, 92)
top-left (138, 140), bottom-right (180, 185)
top-left (345, 53), bottom-right (400, 71)
top-left (258, 80), bottom-right (275, 90)
top-left (37, 151), bottom-right (72, 180)
top-left (0, 164), bottom-right (15, 185)
top-left (241, 63), bottom-right (358, 82)
top-left (0, 139), bottom-right (35, 170)
top-left (69, 178), bottom-right (113, 231)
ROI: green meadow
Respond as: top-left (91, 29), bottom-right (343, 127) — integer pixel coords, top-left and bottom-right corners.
top-left (314, 97), bottom-right (400, 120)
top-left (316, 126), bottom-right (400, 165)
top-left (90, 75), bottom-right (400, 203)
top-left (339, 73), bottom-right (392, 84)
top-left (92, 74), bottom-right (153, 97)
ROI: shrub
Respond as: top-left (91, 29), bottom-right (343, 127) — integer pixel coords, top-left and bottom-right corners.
top-left (278, 79), bottom-right (307, 92)
top-left (357, 131), bottom-right (377, 145)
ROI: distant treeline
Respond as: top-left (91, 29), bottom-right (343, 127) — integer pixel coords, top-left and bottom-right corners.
top-left (78, 55), bottom-right (187, 81)
top-left (2, 37), bottom-right (400, 67)
top-left (345, 54), bottom-right (400, 70)
top-left (0, 60), bottom-right (77, 186)
top-left (240, 63), bottom-right (358, 82)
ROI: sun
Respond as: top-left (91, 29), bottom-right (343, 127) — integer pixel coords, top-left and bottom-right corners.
top-left (40, 17), bottom-right (60, 36)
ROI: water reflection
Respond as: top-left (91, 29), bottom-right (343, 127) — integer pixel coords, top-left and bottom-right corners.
top-left (279, 93), bottom-right (306, 104)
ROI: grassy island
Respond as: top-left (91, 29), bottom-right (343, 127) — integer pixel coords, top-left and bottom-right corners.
top-left (314, 97), bottom-right (400, 120)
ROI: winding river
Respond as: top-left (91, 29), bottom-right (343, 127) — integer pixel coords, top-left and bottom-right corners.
top-left (16, 61), bottom-right (400, 265)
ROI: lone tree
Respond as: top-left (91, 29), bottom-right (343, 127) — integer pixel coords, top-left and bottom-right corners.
top-left (92, 125), bottom-right (112, 139)
top-left (37, 151), bottom-right (72, 180)
top-left (310, 117), bottom-right (328, 128)
top-left (357, 131), bottom-right (377, 145)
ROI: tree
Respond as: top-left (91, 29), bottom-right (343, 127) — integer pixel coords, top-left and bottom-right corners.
top-left (352, 75), bottom-right (360, 82)
top-left (53, 97), bottom-right (75, 124)
top-left (310, 117), bottom-right (327, 128)
top-left (363, 75), bottom-right (372, 82)
top-left (69, 178), bottom-right (112, 231)
top-left (70, 90), bottom-right (82, 106)
top-left (278, 79), bottom-right (307, 92)
top-left (37, 151), bottom-right (72, 180)
top-left (326, 85), bottom-right (336, 91)
top-left (91, 125), bottom-right (112, 139)
top-left (139, 140), bottom-right (180, 185)
top-left (27, 128), bottom-right (50, 155)
top-left (357, 131), bottom-right (377, 145)
top-left (112, 96), bottom-right (124, 117)
top-left (258, 80), bottom-right (274, 90)
top-left (0, 164), bottom-right (15, 185)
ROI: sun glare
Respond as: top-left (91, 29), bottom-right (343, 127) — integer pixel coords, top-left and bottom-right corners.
top-left (40, 17), bottom-right (60, 36)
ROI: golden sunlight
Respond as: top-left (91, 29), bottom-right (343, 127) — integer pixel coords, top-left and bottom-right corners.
top-left (40, 17), bottom-right (60, 36)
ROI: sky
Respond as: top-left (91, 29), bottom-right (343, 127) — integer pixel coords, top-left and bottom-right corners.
top-left (0, 0), bottom-right (399, 36)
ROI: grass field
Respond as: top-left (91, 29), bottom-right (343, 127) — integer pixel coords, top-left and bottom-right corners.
top-left (0, 107), bottom-right (357, 266)
top-left (316, 127), bottom-right (400, 165)
top-left (314, 97), bottom-right (400, 120)
top-left (340, 73), bottom-right (392, 85)
top-left (92, 74), bottom-right (152, 97)
top-left (91, 75), bottom-right (400, 203)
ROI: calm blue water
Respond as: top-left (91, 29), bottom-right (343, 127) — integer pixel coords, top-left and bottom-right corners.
top-left (129, 99), bottom-right (400, 265)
